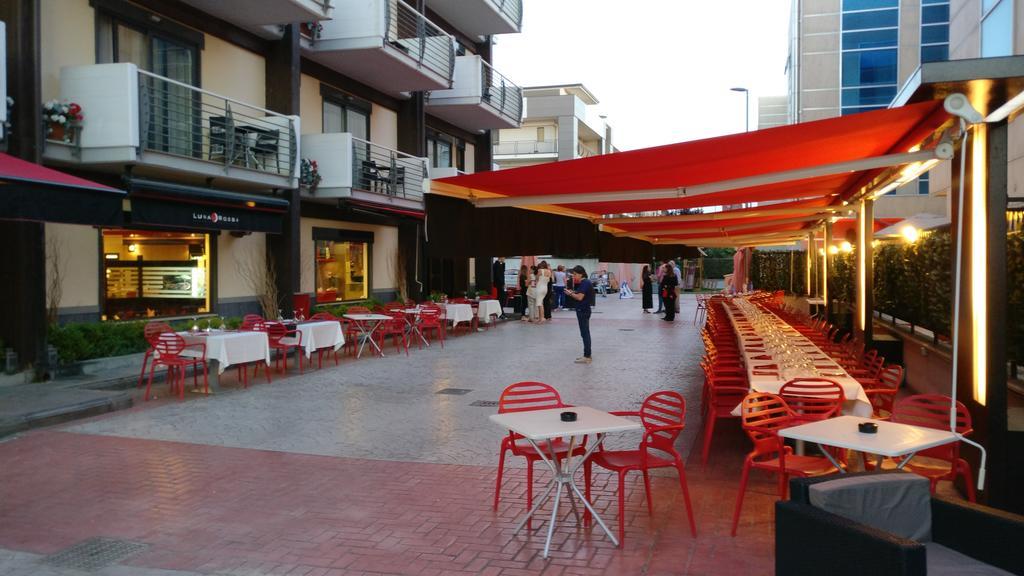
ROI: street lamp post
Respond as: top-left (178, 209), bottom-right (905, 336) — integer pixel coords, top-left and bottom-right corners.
top-left (730, 87), bottom-right (750, 132)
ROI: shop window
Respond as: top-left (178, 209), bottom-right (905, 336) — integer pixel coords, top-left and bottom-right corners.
top-left (102, 230), bottom-right (211, 320)
top-left (315, 233), bottom-right (371, 302)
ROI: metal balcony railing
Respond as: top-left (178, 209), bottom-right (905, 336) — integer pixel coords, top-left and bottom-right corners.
top-left (351, 136), bottom-right (426, 200)
top-left (480, 60), bottom-right (522, 125)
top-left (493, 140), bottom-right (556, 155)
top-left (488, 0), bottom-right (522, 29)
top-left (137, 69), bottom-right (297, 178)
top-left (387, 0), bottom-right (455, 84)
top-left (577, 143), bottom-right (598, 158)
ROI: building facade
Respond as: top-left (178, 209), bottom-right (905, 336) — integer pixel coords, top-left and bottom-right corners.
top-left (493, 84), bottom-right (615, 170)
top-left (0, 0), bottom-right (523, 364)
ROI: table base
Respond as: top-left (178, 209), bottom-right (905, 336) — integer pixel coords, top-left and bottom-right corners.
top-left (510, 433), bottom-right (619, 557)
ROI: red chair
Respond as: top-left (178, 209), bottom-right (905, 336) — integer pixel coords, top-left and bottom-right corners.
top-left (778, 378), bottom-right (845, 424)
top-left (145, 332), bottom-right (207, 400)
top-left (863, 364), bottom-right (903, 419)
top-left (376, 312), bottom-right (409, 356)
top-left (308, 312), bottom-right (343, 367)
top-left (309, 312), bottom-right (335, 321)
top-left (137, 321), bottom-right (173, 389)
top-left (731, 393), bottom-right (838, 536)
top-left (418, 307), bottom-right (445, 348)
top-left (890, 394), bottom-right (976, 501)
top-left (700, 375), bottom-right (748, 466)
top-left (266, 322), bottom-right (303, 374)
top-left (585, 391), bottom-right (697, 544)
top-left (240, 314), bottom-right (265, 331)
top-left (347, 305), bottom-right (370, 314)
top-left (493, 382), bottom-right (587, 529)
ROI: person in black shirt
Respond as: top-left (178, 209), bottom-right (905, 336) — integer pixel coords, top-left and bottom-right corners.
top-left (661, 262), bottom-right (679, 321)
top-left (492, 257), bottom-right (506, 318)
top-left (565, 265), bottom-right (594, 363)
top-left (641, 265), bottom-right (653, 313)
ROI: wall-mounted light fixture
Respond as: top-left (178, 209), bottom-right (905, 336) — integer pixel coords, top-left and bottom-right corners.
top-left (127, 243), bottom-right (138, 253)
top-left (901, 225), bottom-right (920, 243)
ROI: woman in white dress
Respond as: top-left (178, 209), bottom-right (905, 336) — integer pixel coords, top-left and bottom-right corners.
top-left (533, 261), bottom-right (551, 324)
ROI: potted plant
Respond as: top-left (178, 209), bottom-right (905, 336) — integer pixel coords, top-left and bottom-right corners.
top-left (42, 100), bottom-right (83, 143)
top-left (429, 291), bottom-right (447, 303)
top-left (300, 158), bottom-right (322, 193)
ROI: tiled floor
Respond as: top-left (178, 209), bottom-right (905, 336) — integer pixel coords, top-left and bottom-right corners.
top-left (0, 296), bottom-right (783, 576)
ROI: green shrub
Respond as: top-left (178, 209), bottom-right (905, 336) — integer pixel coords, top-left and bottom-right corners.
top-left (49, 321), bottom-right (148, 364)
top-left (701, 258), bottom-right (733, 279)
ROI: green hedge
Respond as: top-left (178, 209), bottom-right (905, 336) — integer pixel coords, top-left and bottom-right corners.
top-left (750, 251), bottom-right (807, 295)
top-left (873, 230), bottom-right (951, 337)
top-left (49, 321), bottom-right (149, 364)
top-left (701, 258), bottom-right (733, 279)
top-left (1006, 232), bottom-right (1024, 364)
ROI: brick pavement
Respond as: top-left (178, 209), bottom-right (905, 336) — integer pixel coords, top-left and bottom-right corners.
top-left (0, 296), bottom-right (782, 575)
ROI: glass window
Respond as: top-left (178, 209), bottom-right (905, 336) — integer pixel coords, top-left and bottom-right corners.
top-left (921, 44), bottom-right (949, 63)
top-left (842, 0), bottom-right (897, 11)
top-left (315, 241), bottom-right (368, 302)
top-left (982, 0), bottom-right (1013, 57)
top-left (323, 100), bottom-right (370, 137)
top-left (102, 230), bottom-right (211, 321)
top-left (921, 25), bottom-right (949, 44)
top-left (842, 86), bottom-right (898, 107)
top-left (842, 50), bottom-right (898, 86)
top-left (918, 172), bottom-right (930, 195)
top-left (921, 4), bottom-right (949, 23)
top-left (842, 9), bottom-right (898, 31)
top-left (842, 28), bottom-right (898, 50)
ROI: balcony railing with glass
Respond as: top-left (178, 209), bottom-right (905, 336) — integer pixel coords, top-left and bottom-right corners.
top-left (137, 70), bottom-right (298, 179)
top-left (386, 0), bottom-right (454, 83)
top-left (480, 59), bottom-right (523, 126)
top-left (352, 136), bottom-right (426, 201)
top-left (493, 139), bottom-right (556, 155)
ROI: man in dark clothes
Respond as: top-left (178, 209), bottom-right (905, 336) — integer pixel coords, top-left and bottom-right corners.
top-left (492, 257), bottom-right (506, 319)
top-left (565, 265), bottom-right (595, 364)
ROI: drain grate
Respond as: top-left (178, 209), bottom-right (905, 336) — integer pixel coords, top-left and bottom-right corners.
top-left (470, 400), bottom-right (499, 407)
top-left (436, 388), bottom-right (473, 395)
top-left (44, 537), bottom-right (149, 571)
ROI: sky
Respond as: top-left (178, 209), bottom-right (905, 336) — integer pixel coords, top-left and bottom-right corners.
top-left (491, 0), bottom-right (792, 151)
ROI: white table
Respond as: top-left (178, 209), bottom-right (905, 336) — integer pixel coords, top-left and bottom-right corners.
top-left (723, 299), bottom-right (873, 417)
top-left (443, 303), bottom-right (475, 327)
top-left (295, 320), bottom-right (345, 359)
top-left (475, 300), bottom-right (502, 323)
top-left (489, 406), bottom-right (642, 557)
top-left (779, 415), bottom-right (959, 471)
top-left (179, 330), bottom-right (271, 391)
top-left (343, 314), bottom-right (392, 358)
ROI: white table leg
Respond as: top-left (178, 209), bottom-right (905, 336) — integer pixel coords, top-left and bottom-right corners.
top-left (355, 320), bottom-right (385, 358)
top-left (509, 433), bottom-right (619, 557)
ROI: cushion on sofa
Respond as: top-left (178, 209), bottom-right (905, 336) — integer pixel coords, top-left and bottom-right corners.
top-left (926, 543), bottom-right (1016, 576)
top-left (808, 473), bottom-right (932, 541)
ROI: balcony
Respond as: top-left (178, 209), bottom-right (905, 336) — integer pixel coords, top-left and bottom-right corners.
top-left (305, 0), bottom-right (454, 96)
top-left (175, 0), bottom-right (332, 31)
top-left (43, 63), bottom-right (299, 190)
top-left (301, 132), bottom-right (428, 211)
top-left (493, 139), bottom-right (557, 158)
top-left (425, 56), bottom-right (522, 132)
top-left (424, 0), bottom-right (522, 37)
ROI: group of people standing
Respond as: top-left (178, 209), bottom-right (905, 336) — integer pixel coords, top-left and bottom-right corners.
top-left (514, 261), bottom-right (570, 323)
top-left (641, 260), bottom-right (683, 322)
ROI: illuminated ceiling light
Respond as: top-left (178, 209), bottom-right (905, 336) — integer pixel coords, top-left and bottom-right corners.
top-left (840, 241), bottom-right (853, 253)
top-left (127, 243), bottom-right (138, 252)
top-left (901, 225), bottom-right (919, 243)
top-left (828, 245), bottom-right (840, 255)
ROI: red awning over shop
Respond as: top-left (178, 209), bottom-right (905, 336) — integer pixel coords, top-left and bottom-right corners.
top-left (433, 101), bottom-right (952, 246)
top-left (0, 153), bottom-right (125, 225)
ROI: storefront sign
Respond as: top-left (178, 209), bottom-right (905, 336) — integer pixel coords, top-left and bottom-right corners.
top-left (192, 211), bottom-right (240, 225)
top-left (130, 197), bottom-right (283, 234)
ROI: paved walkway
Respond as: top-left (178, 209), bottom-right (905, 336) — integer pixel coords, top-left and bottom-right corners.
top-left (0, 295), bottom-right (780, 576)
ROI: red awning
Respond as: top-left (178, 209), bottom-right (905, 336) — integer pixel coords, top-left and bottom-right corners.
top-left (434, 101), bottom-right (952, 246)
top-left (0, 153), bottom-right (125, 225)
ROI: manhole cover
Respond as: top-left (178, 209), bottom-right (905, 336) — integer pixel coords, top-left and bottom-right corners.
top-left (436, 388), bottom-right (472, 395)
top-left (618, 328), bottom-right (635, 332)
top-left (45, 538), bottom-right (148, 571)
top-left (470, 400), bottom-right (499, 407)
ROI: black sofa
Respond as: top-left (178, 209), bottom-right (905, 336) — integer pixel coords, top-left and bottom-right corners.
top-left (776, 472), bottom-right (1024, 576)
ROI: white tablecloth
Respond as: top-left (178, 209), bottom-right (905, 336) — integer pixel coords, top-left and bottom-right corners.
top-left (723, 299), bottom-right (872, 417)
top-left (443, 303), bottom-right (475, 327)
top-left (476, 300), bottom-right (502, 323)
top-left (179, 330), bottom-right (270, 374)
top-left (295, 320), bottom-right (345, 358)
